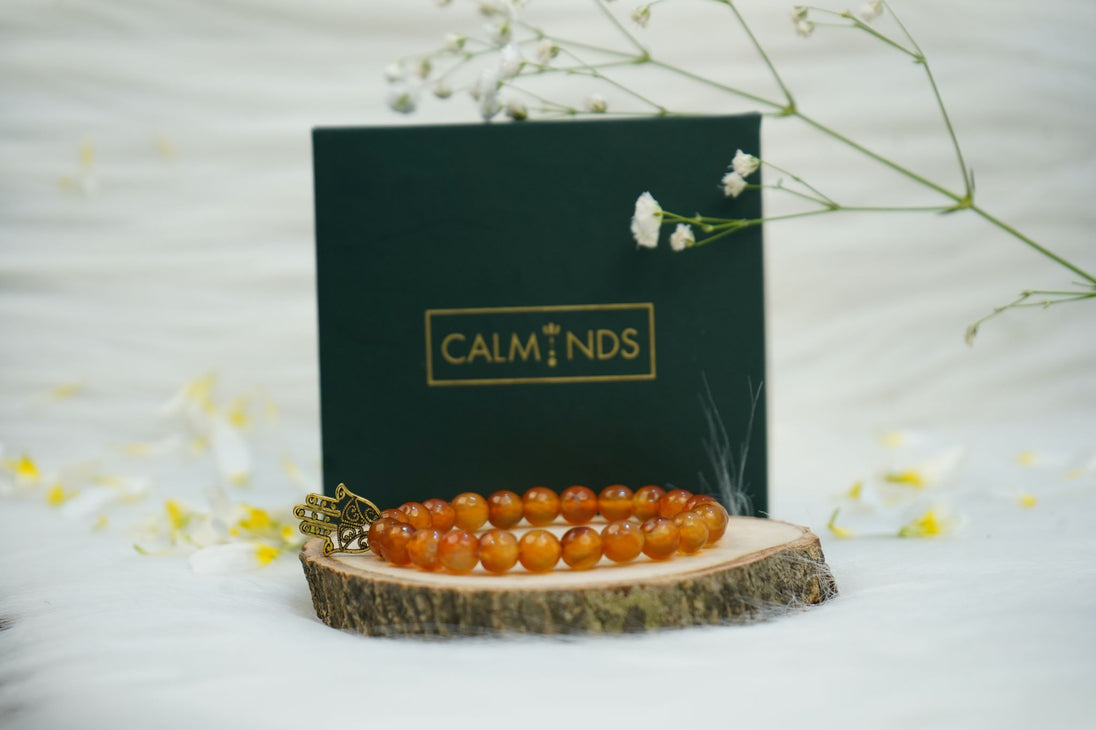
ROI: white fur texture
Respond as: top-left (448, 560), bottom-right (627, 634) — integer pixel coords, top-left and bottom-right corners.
top-left (1, 1), bottom-right (1094, 728)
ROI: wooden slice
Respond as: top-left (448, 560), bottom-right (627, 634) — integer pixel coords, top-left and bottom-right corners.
top-left (299, 516), bottom-right (837, 636)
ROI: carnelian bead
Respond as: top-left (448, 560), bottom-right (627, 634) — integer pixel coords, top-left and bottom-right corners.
top-left (560, 526), bottom-right (602, 570)
top-left (598, 484), bottom-right (634, 521)
top-left (601, 520), bottom-right (645, 562)
top-left (633, 485), bottom-right (666, 521)
top-left (478, 529), bottom-right (519, 573)
top-left (694, 502), bottom-right (729, 544)
top-left (560, 485), bottom-right (598, 524)
top-left (380, 508), bottom-right (407, 523)
top-left (685, 494), bottom-right (717, 510)
top-left (399, 502), bottom-right (433, 530)
top-left (451, 492), bottom-right (489, 532)
top-left (522, 486), bottom-right (560, 527)
top-left (407, 528), bottom-right (442, 571)
top-left (658, 489), bottom-right (693, 519)
top-left (423, 498), bottom-right (456, 532)
top-left (367, 517), bottom-right (398, 560)
top-left (438, 529), bottom-right (479, 573)
top-left (640, 517), bottom-right (680, 560)
top-left (488, 490), bottom-right (524, 528)
top-left (673, 511), bottom-right (709, 554)
top-left (518, 529), bottom-right (562, 572)
top-left (384, 522), bottom-right (416, 565)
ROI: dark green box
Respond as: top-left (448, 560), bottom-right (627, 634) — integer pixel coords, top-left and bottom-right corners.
top-left (313, 115), bottom-right (767, 515)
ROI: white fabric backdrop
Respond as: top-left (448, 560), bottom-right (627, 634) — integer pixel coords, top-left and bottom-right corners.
top-left (1, 1), bottom-right (1094, 728)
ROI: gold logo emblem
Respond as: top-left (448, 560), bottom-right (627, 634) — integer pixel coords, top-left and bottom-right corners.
top-left (425, 303), bottom-right (656, 387)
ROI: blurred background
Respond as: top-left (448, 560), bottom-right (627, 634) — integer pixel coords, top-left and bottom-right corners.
top-left (1, 2), bottom-right (1094, 728)
top-left (2, 1), bottom-right (1093, 508)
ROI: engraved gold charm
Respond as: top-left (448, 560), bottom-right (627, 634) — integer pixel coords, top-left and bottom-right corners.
top-left (294, 483), bottom-right (381, 556)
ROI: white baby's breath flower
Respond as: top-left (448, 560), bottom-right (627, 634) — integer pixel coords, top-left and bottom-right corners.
top-left (791, 6), bottom-right (808, 21)
top-left (585, 94), bottom-right (608, 113)
top-left (445, 33), bottom-right (466, 53)
top-left (479, 0), bottom-right (507, 16)
top-left (480, 94), bottom-right (502, 120)
top-left (485, 20), bottom-right (512, 45)
top-left (413, 58), bottom-right (432, 80)
top-left (383, 61), bottom-right (405, 83)
top-left (505, 99), bottom-right (528, 121)
top-left (631, 5), bottom-right (651, 28)
top-left (721, 171), bottom-right (747, 198)
top-left (386, 84), bottom-right (417, 115)
top-left (964, 323), bottom-right (979, 346)
top-left (670, 224), bottom-right (695, 252)
top-left (630, 191), bottom-right (663, 249)
top-left (858, 1), bottom-right (883, 22)
top-left (536, 39), bottom-right (559, 65)
top-left (472, 68), bottom-right (502, 119)
top-left (731, 149), bottom-right (760, 178)
top-left (433, 82), bottom-right (453, 99)
top-left (498, 43), bottom-right (523, 78)
top-left (795, 19), bottom-right (814, 37)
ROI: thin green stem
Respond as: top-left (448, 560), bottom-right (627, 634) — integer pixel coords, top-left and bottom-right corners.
top-left (1009, 294), bottom-right (1095, 308)
top-left (761, 160), bottom-right (837, 207)
top-left (647, 59), bottom-right (784, 109)
top-left (918, 55), bottom-right (972, 198)
top-left (793, 111), bottom-right (961, 202)
top-left (969, 205), bottom-right (1096, 284)
top-left (714, 0), bottom-right (795, 108)
top-left (884, 1), bottom-right (923, 53)
top-left (557, 47), bottom-right (668, 113)
top-left (593, 0), bottom-right (650, 58)
top-left (851, 21), bottom-right (919, 58)
top-left (849, 3), bottom-right (972, 197)
top-left (504, 83), bottom-right (574, 113)
top-left (526, 32), bottom-right (636, 60)
top-left (840, 204), bottom-right (952, 213)
top-left (1022, 289), bottom-right (1096, 297)
top-left (757, 183), bottom-right (830, 207)
top-left (966, 288), bottom-right (1095, 343)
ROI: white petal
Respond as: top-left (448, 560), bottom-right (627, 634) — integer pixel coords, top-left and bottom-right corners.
top-left (189, 542), bottom-right (268, 574)
top-left (210, 417), bottom-right (251, 486)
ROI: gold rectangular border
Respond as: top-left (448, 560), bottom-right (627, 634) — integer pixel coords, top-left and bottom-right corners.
top-left (425, 303), bottom-right (656, 387)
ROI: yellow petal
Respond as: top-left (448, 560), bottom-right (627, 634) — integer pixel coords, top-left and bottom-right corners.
top-left (880, 431), bottom-right (906, 449)
top-left (165, 499), bottom-right (190, 531)
top-left (845, 480), bottom-right (863, 500)
top-left (46, 483), bottom-right (76, 506)
top-left (884, 469), bottom-right (925, 488)
top-left (1015, 451), bottom-right (1037, 467)
top-left (237, 505), bottom-right (271, 532)
top-left (79, 141), bottom-right (96, 169)
top-left (897, 509), bottom-right (944, 538)
top-left (49, 382), bottom-right (83, 399)
top-left (827, 509), bottom-right (854, 538)
top-left (255, 545), bottom-right (279, 566)
top-left (228, 472), bottom-right (250, 487)
top-left (152, 133), bottom-right (178, 160)
top-left (1017, 494), bottom-right (1038, 508)
top-left (226, 396), bottom-right (250, 428)
top-left (5, 454), bottom-right (41, 482)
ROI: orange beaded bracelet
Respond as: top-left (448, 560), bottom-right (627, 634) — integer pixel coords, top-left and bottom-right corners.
top-left (364, 485), bottom-right (730, 574)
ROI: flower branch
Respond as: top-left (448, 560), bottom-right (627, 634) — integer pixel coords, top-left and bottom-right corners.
top-left (388, 0), bottom-right (1094, 339)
